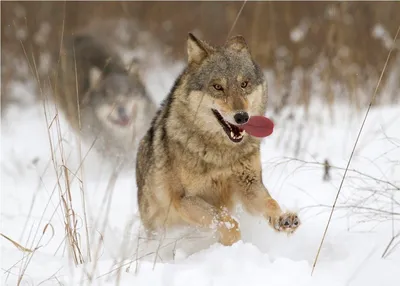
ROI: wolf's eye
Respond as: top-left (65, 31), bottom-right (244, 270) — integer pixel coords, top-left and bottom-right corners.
top-left (240, 81), bottom-right (248, 88)
top-left (213, 84), bottom-right (223, 91)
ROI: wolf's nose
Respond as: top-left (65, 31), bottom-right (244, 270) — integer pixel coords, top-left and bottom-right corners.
top-left (234, 112), bottom-right (249, 125)
top-left (118, 106), bottom-right (127, 117)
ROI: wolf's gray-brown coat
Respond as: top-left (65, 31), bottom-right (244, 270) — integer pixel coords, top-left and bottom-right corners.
top-left (136, 33), bottom-right (300, 245)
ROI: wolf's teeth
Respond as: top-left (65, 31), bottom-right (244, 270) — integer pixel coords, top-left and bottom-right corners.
top-left (231, 133), bottom-right (243, 140)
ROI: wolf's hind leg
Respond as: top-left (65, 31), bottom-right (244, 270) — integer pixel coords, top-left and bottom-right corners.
top-left (174, 196), bottom-right (241, 246)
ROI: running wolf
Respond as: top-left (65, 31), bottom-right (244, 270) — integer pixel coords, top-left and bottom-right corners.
top-left (136, 33), bottom-right (300, 246)
top-left (53, 33), bottom-right (157, 163)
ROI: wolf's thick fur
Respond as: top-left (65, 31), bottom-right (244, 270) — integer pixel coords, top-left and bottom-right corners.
top-left (136, 34), bottom-right (300, 246)
top-left (53, 33), bottom-right (157, 162)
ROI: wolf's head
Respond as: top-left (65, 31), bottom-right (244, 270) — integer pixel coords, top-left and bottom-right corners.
top-left (85, 66), bottom-right (151, 131)
top-left (179, 33), bottom-right (267, 144)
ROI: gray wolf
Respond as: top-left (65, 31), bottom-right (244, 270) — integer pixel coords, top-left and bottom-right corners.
top-left (53, 33), bottom-right (157, 164)
top-left (136, 33), bottom-right (300, 246)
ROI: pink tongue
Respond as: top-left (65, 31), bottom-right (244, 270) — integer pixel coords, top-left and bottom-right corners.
top-left (241, 116), bottom-right (274, 138)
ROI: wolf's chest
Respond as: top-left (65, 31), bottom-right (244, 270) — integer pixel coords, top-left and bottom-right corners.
top-left (181, 170), bottom-right (237, 210)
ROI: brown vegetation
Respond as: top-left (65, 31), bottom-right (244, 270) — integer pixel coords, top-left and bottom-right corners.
top-left (2, 1), bottom-right (400, 112)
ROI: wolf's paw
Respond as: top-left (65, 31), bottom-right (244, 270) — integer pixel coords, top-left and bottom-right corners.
top-left (268, 212), bottom-right (300, 234)
top-left (218, 218), bottom-right (242, 246)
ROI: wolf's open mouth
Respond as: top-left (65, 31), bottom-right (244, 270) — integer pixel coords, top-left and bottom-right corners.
top-left (110, 117), bottom-right (131, 127)
top-left (212, 109), bottom-right (245, 143)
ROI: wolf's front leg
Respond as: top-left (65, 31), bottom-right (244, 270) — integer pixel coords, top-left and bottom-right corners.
top-left (175, 196), bottom-right (241, 246)
top-left (237, 182), bottom-right (300, 234)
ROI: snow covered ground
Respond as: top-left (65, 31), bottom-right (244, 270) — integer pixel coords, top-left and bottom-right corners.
top-left (1, 64), bottom-right (400, 286)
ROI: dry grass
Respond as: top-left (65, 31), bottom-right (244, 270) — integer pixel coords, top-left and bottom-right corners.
top-left (273, 156), bottom-right (400, 261)
top-left (2, 1), bottom-right (400, 113)
top-left (0, 14), bottom-right (163, 284)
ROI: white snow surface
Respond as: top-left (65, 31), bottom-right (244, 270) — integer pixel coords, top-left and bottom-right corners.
top-left (1, 65), bottom-right (400, 286)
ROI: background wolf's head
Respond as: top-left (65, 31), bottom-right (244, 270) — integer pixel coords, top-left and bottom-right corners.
top-left (177, 33), bottom-right (268, 144)
top-left (86, 69), bottom-right (153, 133)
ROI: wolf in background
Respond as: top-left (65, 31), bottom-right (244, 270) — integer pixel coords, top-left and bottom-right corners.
top-left (53, 33), bottom-right (157, 165)
top-left (136, 33), bottom-right (300, 246)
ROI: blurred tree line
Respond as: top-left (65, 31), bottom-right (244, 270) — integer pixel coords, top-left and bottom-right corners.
top-left (2, 1), bottom-right (400, 112)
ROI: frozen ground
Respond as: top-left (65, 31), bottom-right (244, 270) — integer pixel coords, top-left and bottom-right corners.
top-left (1, 65), bottom-right (400, 286)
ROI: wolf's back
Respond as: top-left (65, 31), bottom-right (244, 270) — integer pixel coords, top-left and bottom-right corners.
top-left (52, 33), bottom-right (127, 130)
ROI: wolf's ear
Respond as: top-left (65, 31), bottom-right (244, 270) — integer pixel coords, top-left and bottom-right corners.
top-left (89, 67), bottom-right (102, 89)
top-left (81, 91), bottom-right (91, 106)
top-left (225, 35), bottom-right (249, 53)
top-left (187, 33), bottom-right (213, 64)
top-left (127, 58), bottom-right (142, 78)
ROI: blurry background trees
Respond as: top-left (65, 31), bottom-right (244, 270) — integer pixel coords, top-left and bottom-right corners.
top-left (2, 1), bottom-right (400, 114)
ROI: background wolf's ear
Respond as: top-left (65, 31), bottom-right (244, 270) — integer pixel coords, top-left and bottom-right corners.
top-left (89, 67), bottom-right (102, 89)
top-left (127, 58), bottom-right (142, 78)
top-left (187, 33), bottom-right (213, 64)
top-left (225, 35), bottom-right (249, 53)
